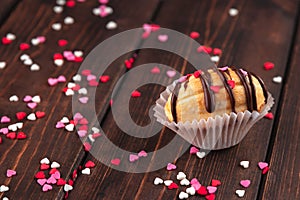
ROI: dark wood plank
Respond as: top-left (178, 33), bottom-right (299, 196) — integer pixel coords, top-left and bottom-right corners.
top-left (260, 12), bottom-right (300, 200)
top-left (68, 0), bottom-right (299, 199)
top-left (0, 1), bottom-right (19, 24)
top-left (0, 0), bottom-right (159, 199)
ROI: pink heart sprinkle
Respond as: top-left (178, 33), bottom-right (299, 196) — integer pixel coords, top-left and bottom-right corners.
top-left (219, 66), bottom-right (228, 71)
top-left (151, 66), bottom-right (160, 74)
top-left (56, 121), bottom-right (65, 129)
top-left (99, 0), bottom-right (109, 4)
top-left (48, 78), bottom-right (58, 86)
top-left (138, 150), bottom-right (147, 157)
top-left (42, 184), bottom-right (53, 192)
top-left (143, 23), bottom-right (152, 33)
top-left (240, 69), bottom-right (248, 76)
top-left (37, 36), bottom-right (46, 43)
top-left (23, 95), bottom-right (32, 102)
top-left (179, 76), bottom-right (187, 83)
top-left (0, 128), bottom-right (9, 134)
top-left (74, 113), bottom-right (83, 120)
top-left (190, 178), bottom-right (201, 190)
top-left (158, 34), bottom-right (168, 42)
top-left (190, 146), bottom-right (199, 154)
top-left (258, 162), bottom-right (268, 169)
top-left (240, 180), bottom-right (251, 188)
top-left (1, 116), bottom-right (11, 123)
top-left (47, 176), bottom-right (57, 184)
top-left (27, 102), bottom-right (37, 109)
top-left (166, 163), bottom-right (176, 171)
top-left (6, 169), bottom-right (16, 177)
top-left (210, 86), bottom-right (220, 93)
top-left (129, 154), bottom-right (139, 162)
top-left (111, 158), bottom-right (120, 166)
top-left (37, 178), bottom-right (47, 186)
top-left (63, 51), bottom-right (73, 58)
top-left (53, 171), bottom-right (61, 179)
top-left (79, 97), bottom-right (89, 104)
top-left (57, 75), bottom-right (66, 82)
top-left (78, 130), bottom-right (87, 137)
top-left (87, 74), bottom-right (97, 81)
top-left (99, 5), bottom-right (108, 17)
top-left (207, 186), bottom-right (217, 194)
top-left (166, 70), bottom-right (176, 78)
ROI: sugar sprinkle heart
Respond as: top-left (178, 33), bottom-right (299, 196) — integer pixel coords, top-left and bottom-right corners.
top-left (180, 178), bottom-right (190, 186)
top-left (190, 31), bottom-right (200, 39)
top-left (40, 157), bottom-right (50, 165)
top-left (240, 160), bottom-right (250, 169)
top-left (81, 168), bottom-right (91, 175)
top-left (85, 161), bottom-right (95, 168)
top-left (196, 151), bottom-right (206, 159)
top-left (264, 112), bottom-right (274, 120)
top-left (30, 64), bottom-right (40, 71)
top-left (65, 124), bottom-right (75, 131)
top-left (64, 16), bottom-right (75, 25)
top-left (154, 177), bottom-right (163, 185)
top-left (37, 178), bottom-right (47, 186)
top-left (166, 163), bottom-right (176, 171)
top-left (211, 179), bottom-right (221, 187)
top-left (207, 186), bottom-right (217, 194)
top-left (111, 158), bottom-right (120, 166)
top-left (79, 97), bottom-right (89, 104)
top-left (258, 162), bottom-right (268, 169)
top-left (191, 178), bottom-right (201, 190)
top-left (235, 189), bottom-right (245, 197)
top-left (47, 176), bottom-right (57, 184)
top-left (42, 184), bottom-right (53, 192)
top-left (0, 185), bottom-right (9, 192)
top-left (48, 78), bottom-right (59, 86)
top-left (106, 21), bottom-right (117, 30)
top-left (0, 61), bottom-right (6, 69)
top-left (166, 70), bottom-right (176, 78)
top-left (27, 113), bottom-right (37, 121)
top-left (264, 61), bottom-right (274, 70)
top-left (190, 146), bottom-right (199, 154)
top-left (52, 23), bottom-right (62, 31)
top-left (177, 172), bottom-right (186, 180)
top-left (240, 180), bottom-right (251, 188)
top-left (1, 116), bottom-right (11, 123)
top-left (272, 76), bottom-right (282, 83)
top-left (131, 90), bottom-right (141, 98)
top-left (158, 34), bottom-right (168, 42)
top-left (51, 162), bottom-right (60, 169)
top-left (186, 186), bottom-right (196, 195)
top-left (197, 186), bottom-right (208, 196)
top-left (27, 102), bottom-right (37, 109)
top-left (138, 150), bottom-right (147, 157)
top-left (129, 154), bottom-right (139, 162)
top-left (229, 8), bottom-right (239, 16)
top-left (163, 180), bottom-right (173, 186)
top-left (150, 66), bottom-right (160, 74)
top-left (6, 169), bottom-right (17, 177)
top-left (179, 191), bottom-right (189, 199)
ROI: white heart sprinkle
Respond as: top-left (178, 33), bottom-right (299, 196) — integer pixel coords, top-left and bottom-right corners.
top-left (6, 33), bottom-right (16, 40)
top-left (74, 51), bottom-right (83, 57)
top-left (186, 186), bottom-right (196, 195)
top-left (177, 172), bottom-right (186, 180)
top-left (8, 124), bottom-right (17, 131)
top-left (164, 180), bottom-right (173, 186)
top-left (61, 117), bottom-right (69, 124)
top-left (31, 38), bottom-right (40, 46)
top-left (52, 23), bottom-right (62, 31)
top-left (211, 56), bottom-right (220, 63)
top-left (16, 122), bottom-right (23, 129)
top-left (32, 95), bottom-right (41, 103)
top-left (64, 16), bottom-right (75, 25)
top-left (81, 168), bottom-right (91, 175)
top-left (67, 82), bottom-right (76, 88)
top-left (92, 8), bottom-right (100, 15)
top-left (88, 134), bottom-right (95, 143)
top-left (154, 177), bottom-right (163, 185)
top-left (40, 157), bottom-right (50, 164)
top-left (9, 95), bottom-right (19, 102)
top-left (272, 76), bottom-right (282, 83)
top-left (54, 59), bottom-right (64, 67)
top-left (30, 64), bottom-right (40, 71)
top-left (2, 197), bottom-right (9, 200)
top-left (24, 59), bottom-right (33, 66)
top-left (0, 185), bottom-right (9, 192)
top-left (64, 184), bottom-right (73, 192)
top-left (180, 178), bottom-right (190, 186)
top-left (78, 88), bottom-right (88, 95)
top-left (65, 124), bottom-right (75, 132)
top-left (65, 89), bottom-right (74, 96)
top-left (92, 127), bottom-right (100, 133)
top-left (27, 113), bottom-right (36, 121)
top-left (240, 160), bottom-right (250, 169)
top-left (53, 6), bottom-right (63, 13)
top-left (229, 8), bottom-right (239, 16)
top-left (105, 7), bottom-right (113, 14)
top-left (106, 21), bottom-right (117, 30)
top-left (72, 74), bottom-right (81, 82)
top-left (56, 0), bottom-right (66, 6)
top-left (179, 191), bottom-right (189, 199)
top-left (196, 151), bottom-right (206, 158)
top-left (20, 54), bottom-right (30, 61)
top-left (235, 189), bottom-right (245, 197)
top-left (0, 61), bottom-right (6, 69)
top-left (51, 161), bottom-right (60, 169)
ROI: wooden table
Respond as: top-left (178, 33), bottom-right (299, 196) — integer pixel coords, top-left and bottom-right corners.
top-left (0, 0), bottom-right (299, 199)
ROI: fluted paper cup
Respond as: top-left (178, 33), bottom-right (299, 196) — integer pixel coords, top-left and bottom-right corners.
top-left (153, 79), bottom-right (274, 150)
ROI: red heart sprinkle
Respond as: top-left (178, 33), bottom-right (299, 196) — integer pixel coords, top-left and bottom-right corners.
top-left (53, 53), bottom-right (63, 60)
top-left (89, 79), bottom-right (99, 87)
top-left (197, 186), bottom-right (208, 195)
top-left (36, 111), bottom-right (45, 119)
top-left (193, 70), bottom-right (202, 78)
top-left (262, 166), bottom-right (269, 174)
top-left (19, 43), bottom-right (30, 51)
top-left (72, 169), bottom-right (78, 179)
top-left (35, 171), bottom-right (46, 179)
top-left (227, 80), bottom-right (235, 89)
top-left (2, 37), bottom-right (12, 45)
top-left (92, 133), bottom-right (102, 139)
top-left (85, 161), bottom-right (96, 168)
top-left (58, 39), bottom-right (68, 47)
top-left (190, 31), bottom-right (200, 39)
top-left (72, 84), bottom-right (81, 91)
top-left (66, 0), bottom-right (75, 7)
top-left (211, 179), bottom-right (221, 187)
top-left (74, 57), bottom-right (83, 62)
top-left (264, 112), bottom-right (273, 120)
top-left (198, 46), bottom-right (212, 54)
top-left (83, 142), bottom-right (91, 151)
top-left (264, 62), bottom-right (274, 70)
top-left (57, 178), bottom-right (66, 186)
top-left (68, 179), bottom-right (74, 186)
top-left (125, 60), bottom-right (132, 69)
top-left (6, 132), bottom-right (16, 139)
top-left (131, 90), bottom-right (141, 98)
top-left (82, 69), bottom-right (91, 76)
top-left (168, 182), bottom-right (179, 190)
top-left (16, 112), bottom-right (27, 120)
top-left (213, 48), bottom-right (222, 55)
top-left (79, 125), bottom-right (88, 131)
top-left (17, 132), bottom-right (27, 139)
top-left (100, 75), bottom-right (110, 83)
top-left (79, 118), bottom-right (89, 125)
top-left (205, 194), bottom-right (216, 200)
top-left (40, 164), bottom-right (50, 170)
top-left (49, 168), bottom-right (58, 174)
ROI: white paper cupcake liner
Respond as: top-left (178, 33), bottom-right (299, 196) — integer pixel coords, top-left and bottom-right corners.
top-left (154, 80), bottom-right (274, 150)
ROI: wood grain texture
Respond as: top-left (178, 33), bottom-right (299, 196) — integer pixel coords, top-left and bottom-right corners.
top-left (0, 0), bottom-right (159, 199)
top-left (261, 12), bottom-right (300, 200)
top-left (67, 0), bottom-right (299, 199)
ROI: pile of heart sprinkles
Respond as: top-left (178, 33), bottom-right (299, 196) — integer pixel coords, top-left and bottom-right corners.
top-left (153, 159), bottom-right (270, 199)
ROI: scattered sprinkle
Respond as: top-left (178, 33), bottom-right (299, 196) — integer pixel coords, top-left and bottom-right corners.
top-left (229, 8), bottom-right (239, 16)
top-left (264, 62), bottom-right (275, 70)
top-left (272, 76), bottom-right (282, 83)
